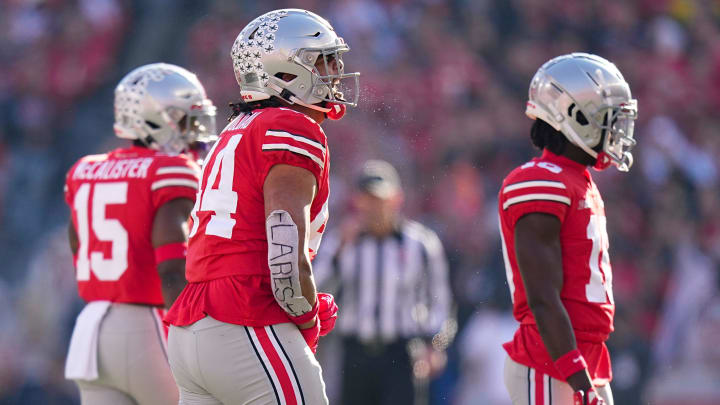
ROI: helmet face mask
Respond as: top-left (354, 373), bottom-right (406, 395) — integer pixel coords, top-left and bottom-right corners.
top-left (598, 101), bottom-right (637, 171)
top-left (232, 9), bottom-right (360, 116)
top-left (304, 44), bottom-right (360, 106)
top-left (114, 63), bottom-right (217, 156)
top-left (184, 100), bottom-right (218, 145)
top-left (526, 53), bottom-right (638, 172)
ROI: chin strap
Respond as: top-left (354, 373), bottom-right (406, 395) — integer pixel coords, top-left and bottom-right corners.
top-left (290, 97), bottom-right (346, 120)
top-left (251, 82), bottom-right (347, 120)
top-left (266, 82), bottom-right (333, 113)
top-left (290, 96), bottom-right (331, 113)
top-left (593, 152), bottom-right (612, 171)
top-left (325, 103), bottom-right (346, 120)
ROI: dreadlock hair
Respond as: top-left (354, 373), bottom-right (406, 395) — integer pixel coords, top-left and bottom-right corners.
top-left (228, 96), bottom-right (285, 121)
top-left (530, 119), bottom-right (569, 155)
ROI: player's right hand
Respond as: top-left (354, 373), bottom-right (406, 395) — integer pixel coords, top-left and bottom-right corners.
top-left (317, 293), bottom-right (338, 336)
top-left (573, 389), bottom-right (605, 405)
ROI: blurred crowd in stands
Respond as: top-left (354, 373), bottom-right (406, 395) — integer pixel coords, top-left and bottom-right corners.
top-left (1, 0), bottom-right (719, 403)
top-left (1, 0), bottom-right (127, 402)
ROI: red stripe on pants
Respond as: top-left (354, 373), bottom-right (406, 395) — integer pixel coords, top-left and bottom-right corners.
top-left (254, 327), bottom-right (297, 405)
top-left (535, 370), bottom-right (544, 405)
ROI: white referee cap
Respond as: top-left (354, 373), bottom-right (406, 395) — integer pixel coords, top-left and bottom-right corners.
top-left (356, 159), bottom-right (401, 199)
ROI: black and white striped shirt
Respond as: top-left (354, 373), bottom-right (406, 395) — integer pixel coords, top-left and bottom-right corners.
top-left (314, 220), bottom-right (452, 343)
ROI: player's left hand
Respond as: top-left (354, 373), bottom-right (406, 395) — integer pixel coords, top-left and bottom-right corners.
top-left (317, 293), bottom-right (338, 336)
top-left (573, 388), bottom-right (605, 405)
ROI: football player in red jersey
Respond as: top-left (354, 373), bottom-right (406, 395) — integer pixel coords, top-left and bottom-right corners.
top-left (164, 9), bottom-right (357, 405)
top-left (63, 63), bottom-right (216, 405)
top-left (498, 53), bottom-right (638, 405)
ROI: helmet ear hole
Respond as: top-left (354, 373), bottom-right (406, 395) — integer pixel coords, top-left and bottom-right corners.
top-left (567, 103), bottom-right (589, 126)
top-left (274, 72), bottom-right (297, 82)
top-left (145, 120), bottom-right (160, 129)
top-left (575, 111), bottom-right (588, 126)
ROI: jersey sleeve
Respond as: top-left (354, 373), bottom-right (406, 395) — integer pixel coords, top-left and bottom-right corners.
top-left (64, 169), bottom-right (74, 206)
top-left (150, 155), bottom-right (200, 210)
top-left (257, 110), bottom-right (327, 187)
top-left (500, 168), bottom-right (572, 227)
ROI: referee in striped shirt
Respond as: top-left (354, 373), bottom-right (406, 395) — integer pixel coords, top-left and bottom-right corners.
top-left (314, 160), bottom-right (453, 405)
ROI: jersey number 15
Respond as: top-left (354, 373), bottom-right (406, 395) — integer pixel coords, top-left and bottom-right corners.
top-left (73, 182), bottom-right (129, 281)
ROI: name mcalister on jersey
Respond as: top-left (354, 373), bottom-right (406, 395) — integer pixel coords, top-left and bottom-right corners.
top-left (71, 157), bottom-right (155, 181)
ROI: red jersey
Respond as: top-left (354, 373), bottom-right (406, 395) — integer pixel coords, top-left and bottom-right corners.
top-left (498, 150), bottom-right (615, 385)
top-left (165, 107), bottom-right (330, 327)
top-left (64, 146), bottom-right (200, 306)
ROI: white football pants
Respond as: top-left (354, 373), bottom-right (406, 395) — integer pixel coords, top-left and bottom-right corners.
top-left (503, 356), bottom-right (613, 405)
top-left (168, 316), bottom-right (328, 405)
top-left (73, 303), bottom-right (177, 405)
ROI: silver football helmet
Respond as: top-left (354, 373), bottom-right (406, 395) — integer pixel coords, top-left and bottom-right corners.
top-left (526, 53), bottom-right (638, 171)
top-left (231, 9), bottom-right (359, 115)
top-left (113, 63), bottom-right (217, 155)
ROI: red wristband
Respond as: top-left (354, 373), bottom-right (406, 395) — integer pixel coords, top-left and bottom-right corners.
top-left (554, 349), bottom-right (588, 380)
top-left (288, 299), bottom-right (319, 326)
top-left (154, 242), bottom-right (187, 263)
top-left (299, 318), bottom-right (320, 353)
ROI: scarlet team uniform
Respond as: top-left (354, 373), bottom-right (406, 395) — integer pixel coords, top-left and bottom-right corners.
top-left (165, 107), bottom-right (329, 327)
top-left (498, 150), bottom-right (614, 386)
top-left (64, 146), bottom-right (200, 404)
top-left (164, 107), bottom-right (331, 405)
